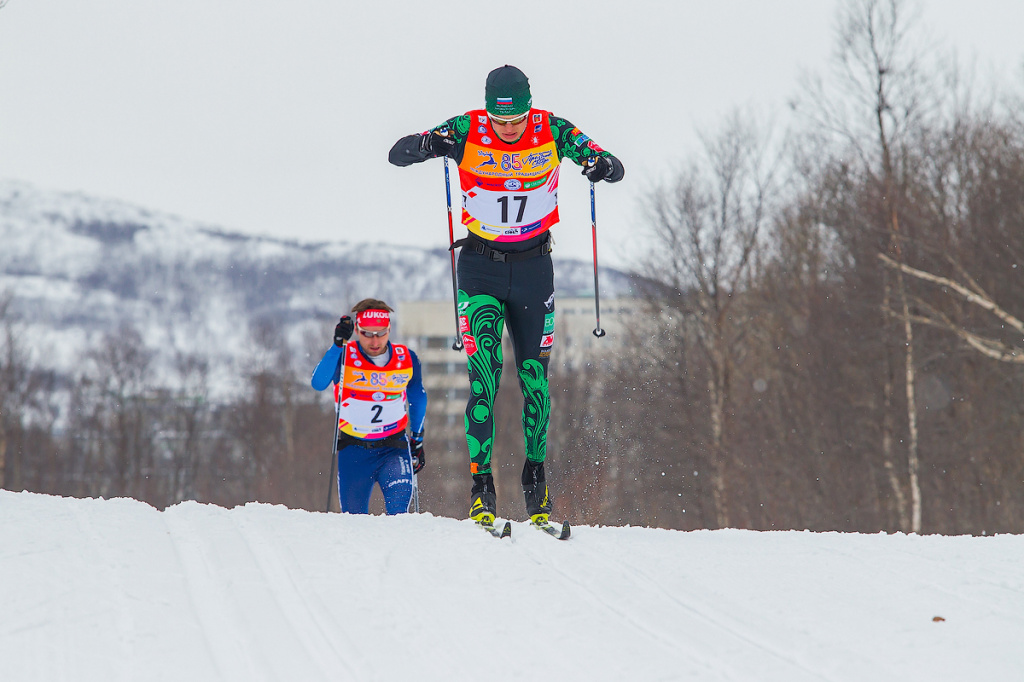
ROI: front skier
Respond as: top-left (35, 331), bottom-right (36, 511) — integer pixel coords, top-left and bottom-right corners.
top-left (388, 65), bottom-right (623, 529)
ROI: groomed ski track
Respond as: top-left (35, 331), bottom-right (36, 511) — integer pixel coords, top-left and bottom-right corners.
top-left (2, 490), bottom-right (1022, 681)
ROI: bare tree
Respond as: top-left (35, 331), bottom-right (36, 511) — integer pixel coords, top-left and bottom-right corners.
top-left (169, 352), bottom-right (210, 502)
top-left (796, 0), bottom-right (933, 532)
top-left (0, 291), bottom-right (19, 489)
top-left (0, 298), bottom-right (58, 492)
top-left (85, 324), bottom-right (155, 497)
top-left (873, 77), bottom-right (1024, 365)
top-left (227, 317), bottom-right (304, 503)
top-left (879, 254), bottom-right (1024, 362)
top-left (640, 112), bottom-right (779, 528)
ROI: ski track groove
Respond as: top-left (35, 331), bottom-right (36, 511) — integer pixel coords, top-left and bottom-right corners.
top-left (162, 510), bottom-right (263, 680)
top-left (229, 512), bottom-right (366, 681)
top-left (69, 503), bottom-right (137, 680)
top-left (606, 546), bottom-right (836, 682)
top-left (514, 522), bottom-right (721, 678)
top-left (545, 527), bottom-right (834, 682)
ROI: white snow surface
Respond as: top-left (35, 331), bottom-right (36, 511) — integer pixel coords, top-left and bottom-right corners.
top-left (2, 490), bottom-right (1021, 681)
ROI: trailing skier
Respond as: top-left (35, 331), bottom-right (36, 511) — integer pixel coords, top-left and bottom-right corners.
top-left (388, 65), bottom-right (623, 529)
top-left (311, 299), bottom-right (427, 514)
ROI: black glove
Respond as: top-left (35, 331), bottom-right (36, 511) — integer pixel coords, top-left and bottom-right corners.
top-left (419, 127), bottom-right (458, 159)
top-left (410, 435), bottom-right (425, 474)
top-left (582, 155), bottom-right (614, 183)
top-left (334, 316), bottom-right (354, 346)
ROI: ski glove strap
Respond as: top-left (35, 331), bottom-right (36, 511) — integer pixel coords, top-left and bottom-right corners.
top-left (582, 155), bottom-right (614, 183)
top-left (410, 439), bottom-right (425, 474)
top-left (419, 128), bottom-right (458, 159)
top-left (334, 316), bottom-right (354, 346)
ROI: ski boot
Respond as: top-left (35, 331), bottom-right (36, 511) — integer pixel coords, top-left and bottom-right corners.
top-left (522, 460), bottom-right (553, 524)
top-left (469, 473), bottom-right (497, 526)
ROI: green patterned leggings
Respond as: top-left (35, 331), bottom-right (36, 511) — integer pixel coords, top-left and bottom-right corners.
top-left (456, 248), bottom-right (554, 476)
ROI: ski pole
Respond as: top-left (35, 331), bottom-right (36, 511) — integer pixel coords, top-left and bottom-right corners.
top-left (325, 391), bottom-right (341, 513)
top-left (407, 438), bottom-right (421, 513)
top-left (444, 157), bottom-right (463, 351)
top-left (590, 181), bottom-right (606, 338)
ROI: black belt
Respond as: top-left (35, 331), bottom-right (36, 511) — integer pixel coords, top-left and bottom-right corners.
top-left (450, 233), bottom-right (552, 262)
top-left (337, 433), bottom-right (408, 450)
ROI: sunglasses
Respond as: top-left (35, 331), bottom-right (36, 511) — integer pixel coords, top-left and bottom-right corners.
top-left (489, 113), bottom-right (528, 126)
top-left (358, 328), bottom-right (390, 338)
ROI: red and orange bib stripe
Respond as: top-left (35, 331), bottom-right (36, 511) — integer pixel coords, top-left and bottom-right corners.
top-left (457, 109), bottom-right (561, 243)
top-left (334, 342), bottom-right (413, 439)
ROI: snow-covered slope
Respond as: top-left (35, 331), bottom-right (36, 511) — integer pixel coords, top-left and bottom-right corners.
top-left (0, 181), bottom-right (634, 397)
top-left (1, 490), bottom-right (1021, 681)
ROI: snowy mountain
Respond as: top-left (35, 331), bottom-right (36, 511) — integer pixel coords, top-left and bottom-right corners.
top-left (0, 181), bottom-right (634, 397)
top-left (2, 489), bottom-right (1021, 681)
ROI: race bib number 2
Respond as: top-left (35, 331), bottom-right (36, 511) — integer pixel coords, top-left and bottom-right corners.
top-left (339, 397), bottom-right (405, 431)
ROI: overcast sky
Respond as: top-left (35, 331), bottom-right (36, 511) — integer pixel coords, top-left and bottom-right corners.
top-left (2, 0), bottom-right (1023, 266)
